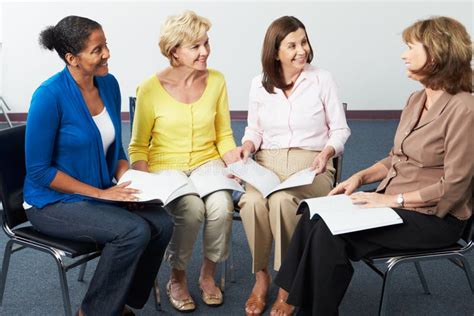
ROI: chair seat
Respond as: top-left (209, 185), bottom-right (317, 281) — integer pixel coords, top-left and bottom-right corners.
top-left (14, 226), bottom-right (102, 258)
top-left (366, 242), bottom-right (464, 261)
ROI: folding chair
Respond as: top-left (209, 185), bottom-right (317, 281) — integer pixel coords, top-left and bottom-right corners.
top-left (0, 125), bottom-right (101, 316)
top-left (363, 214), bottom-right (474, 315)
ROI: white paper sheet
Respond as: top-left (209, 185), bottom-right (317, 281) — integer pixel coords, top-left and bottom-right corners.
top-left (299, 194), bottom-right (403, 235)
top-left (227, 160), bottom-right (316, 198)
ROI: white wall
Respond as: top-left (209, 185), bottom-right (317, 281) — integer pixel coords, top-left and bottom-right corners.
top-left (1, 1), bottom-right (472, 112)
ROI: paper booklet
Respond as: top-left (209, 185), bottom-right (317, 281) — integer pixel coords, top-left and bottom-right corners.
top-left (298, 194), bottom-right (403, 235)
top-left (227, 159), bottom-right (317, 198)
top-left (118, 168), bottom-right (244, 205)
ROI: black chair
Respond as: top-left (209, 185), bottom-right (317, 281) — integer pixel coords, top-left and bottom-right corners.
top-left (0, 125), bottom-right (102, 316)
top-left (363, 214), bottom-right (474, 315)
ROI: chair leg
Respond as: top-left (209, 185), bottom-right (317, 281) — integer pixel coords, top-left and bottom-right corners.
top-left (414, 262), bottom-right (430, 294)
top-left (0, 240), bottom-right (14, 305)
top-left (220, 259), bottom-right (227, 292)
top-left (457, 255), bottom-right (474, 293)
top-left (54, 255), bottom-right (72, 316)
top-left (77, 262), bottom-right (87, 282)
top-left (378, 266), bottom-right (396, 316)
top-left (153, 277), bottom-right (162, 311)
top-left (229, 239), bottom-right (235, 283)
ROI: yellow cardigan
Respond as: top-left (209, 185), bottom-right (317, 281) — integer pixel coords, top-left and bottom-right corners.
top-left (129, 69), bottom-right (236, 171)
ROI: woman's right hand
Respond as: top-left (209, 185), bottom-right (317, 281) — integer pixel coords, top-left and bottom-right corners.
top-left (97, 181), bottom-right (140, 201)
top-left (235, 141), bottom-right (255, 162)
top-left (328, 174), bottom-right (363, 196)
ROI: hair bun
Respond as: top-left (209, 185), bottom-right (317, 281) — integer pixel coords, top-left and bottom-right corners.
top-left (38, 26), bottom-right (56, 50)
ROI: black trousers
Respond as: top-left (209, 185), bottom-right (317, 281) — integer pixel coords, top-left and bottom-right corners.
top-left (274, 206), bottom-right (466, 315)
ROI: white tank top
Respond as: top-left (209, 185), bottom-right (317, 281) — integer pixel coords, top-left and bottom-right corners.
top-left (92, 107), bottom-right (115, 155)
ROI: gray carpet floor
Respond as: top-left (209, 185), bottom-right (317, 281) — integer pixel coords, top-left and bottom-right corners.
top-left (0, 120), bottom-right (472, 315)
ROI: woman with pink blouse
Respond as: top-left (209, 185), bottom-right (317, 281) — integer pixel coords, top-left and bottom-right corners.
top-left (233, 16), bottom-right (350, 315)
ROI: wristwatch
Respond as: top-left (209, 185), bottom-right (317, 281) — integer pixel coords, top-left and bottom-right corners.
top-left (396, 193), bottom-right (404, 208)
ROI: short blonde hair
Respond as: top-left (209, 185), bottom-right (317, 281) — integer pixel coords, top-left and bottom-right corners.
top-left (402, 16), bottom-right (472, 94)
top-left (159, 10), bottom-right (211, 67)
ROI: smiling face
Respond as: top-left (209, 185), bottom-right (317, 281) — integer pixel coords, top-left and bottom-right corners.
top-left (401, 41), bottom-right (428, 81)
top-left (70, 28), bottom-right (110, 77)
top-left (173, 34), bottom-right (210, 70)
top-left (277, 28), bottom-right (310, 75)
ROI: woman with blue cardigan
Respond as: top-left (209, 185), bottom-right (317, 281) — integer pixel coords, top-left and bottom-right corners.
top-left (23, 16), bottom-right (173, 316)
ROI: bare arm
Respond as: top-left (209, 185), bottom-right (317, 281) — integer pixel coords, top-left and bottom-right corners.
top-left (49, 170), bottom-right (139, 201)
top-left (329, 161), bottom-right (389, 195)
top-left (131, 160), bottom-right (149, 172)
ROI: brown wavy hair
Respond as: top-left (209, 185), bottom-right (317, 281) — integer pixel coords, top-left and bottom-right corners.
top-left (261, 16), bottom-right (313, 94)
top-left (402, 16), bottom-right (472, 94)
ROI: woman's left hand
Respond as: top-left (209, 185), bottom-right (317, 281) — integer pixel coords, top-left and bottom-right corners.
top-left (310, 146), bottom-right (335, 174)
top-left (350, 192), bottom-right (397, 208)
top-left (222, 149), bottom-right (241, 166)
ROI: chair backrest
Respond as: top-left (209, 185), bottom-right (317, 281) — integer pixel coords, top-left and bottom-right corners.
top-left (0, 125), bottom-right (28, 230)
top-left (129, 96), bottom-right (136, 133)
top-left (332, 102), bottom-right (348, 186)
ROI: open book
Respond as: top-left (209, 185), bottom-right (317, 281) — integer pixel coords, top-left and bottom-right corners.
top-left (227, 159), bottom-right (316, 198)
top-left (118, 168), bottom-right (244, 205)
top-left (298, 194), bottom-right (403, 235)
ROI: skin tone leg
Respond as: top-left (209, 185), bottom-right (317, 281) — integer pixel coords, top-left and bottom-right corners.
top-left (246, 268), bottom-right (272, 314)
top-left (199, 258), bottom-right (222, 295)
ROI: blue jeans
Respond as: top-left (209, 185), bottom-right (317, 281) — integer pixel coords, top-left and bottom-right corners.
top-left (26, 200), bottom-right (173, 316)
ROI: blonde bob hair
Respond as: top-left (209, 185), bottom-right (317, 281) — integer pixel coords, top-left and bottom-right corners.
top-left (402, 16), bottom-right (472, 94)
top-left (159, 10), bottom-right (211, 67)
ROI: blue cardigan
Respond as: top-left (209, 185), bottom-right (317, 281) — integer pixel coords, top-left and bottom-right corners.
top-left (24, 67), bottom-right (127, 208)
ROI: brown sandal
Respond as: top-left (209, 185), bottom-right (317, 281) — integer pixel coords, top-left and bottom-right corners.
top-left (245, 292), bottom-right (267, 315)
top-left (270, 298), bottom-right (295, 316)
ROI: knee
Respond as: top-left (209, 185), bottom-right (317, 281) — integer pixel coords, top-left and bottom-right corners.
top-left (268, 190), bottom-right (297, 209)
top-left (206, 191), bottom-right (233, 220)
top-left (239, 192), bottom-right (267, 215)
top-left (119, 218), bottom-right (151, 251)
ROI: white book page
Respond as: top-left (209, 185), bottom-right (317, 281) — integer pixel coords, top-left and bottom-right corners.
top-left (227, 159), bottom-right (280, 198)
top-left (300, 194), bottom-right (403, 235)
top-left (165, 180), bottom-right (199, 205)
top-left (118, 169), bottom-right (188, 203)
top-left (266, 168), bottom-right (316, 198)
top-left (190, 164), bottom-right (245, 198)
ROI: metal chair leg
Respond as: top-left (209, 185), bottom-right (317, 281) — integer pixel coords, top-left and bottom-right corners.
top-left (458, 255), bottom-right (474, 293)
top-left (220, 259), bottom-right (227, 292)
top-left (77, 262), bottom-right (87, 282)
top-left (153, 277), bottom-right (162, 311)
top-left (229, 239), bottom-right (235, 283)
top-left (378, 266), bottom-right (396, 316)
top-left (414, 262), bottom-right (430, 294)
top-left (54, 254), bottom-right (72, 316)
top-left (0, 240), bottom-right (14, 305)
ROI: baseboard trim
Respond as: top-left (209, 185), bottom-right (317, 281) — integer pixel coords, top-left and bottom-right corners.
top-left (0, 110), bottom-right (402, 123)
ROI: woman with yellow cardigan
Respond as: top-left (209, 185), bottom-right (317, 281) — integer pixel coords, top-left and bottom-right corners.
top-left (129, 11), bottom-right (238, 312)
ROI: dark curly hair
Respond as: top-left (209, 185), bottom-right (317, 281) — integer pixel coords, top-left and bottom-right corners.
top-left (39, 15), bottom-right (102, 64)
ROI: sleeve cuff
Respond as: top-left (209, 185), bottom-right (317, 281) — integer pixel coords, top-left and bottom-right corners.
top-left (242, 130), bottom-right (262, 151)
top-left (129, 153), bottom-right (149, 165)
top-left (217, 139), bottom-right (237, 157)
top-left (418, 182), bottom-right (444, 203)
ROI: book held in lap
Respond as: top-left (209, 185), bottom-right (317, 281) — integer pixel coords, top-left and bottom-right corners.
top-left (227, 159), bottom-right (317, 198)
top-left (118, 167), bottom-right (244, 205)
top-left (298, 194), bottom-right (403, 235)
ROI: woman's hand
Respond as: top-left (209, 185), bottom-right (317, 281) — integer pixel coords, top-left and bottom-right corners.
top-left (97, 181), bottom-right (140, 202)
top-left (222, 149), bottom-right (241, 166)
top-left (236, 141), bottom-right (256, 162)
top-left (349, 192), bottom-right (397, 208)
top-left (310, 146), bottom-right (335, 174)
top-left (329, 174), bottom-right (363, 195)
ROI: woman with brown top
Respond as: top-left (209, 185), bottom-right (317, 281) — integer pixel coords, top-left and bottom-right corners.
top-left (271, 16), bottom-right (473, 315)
